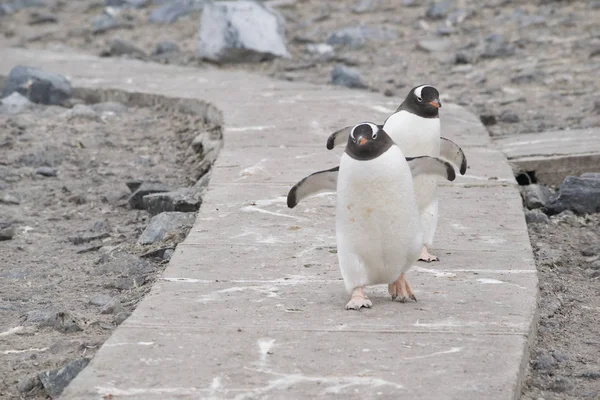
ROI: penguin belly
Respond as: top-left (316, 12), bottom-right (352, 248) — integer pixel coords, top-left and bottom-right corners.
top-left (336, 148), bottom-right (423, 293)
top-left (384, 111), bottom-right (441, 245)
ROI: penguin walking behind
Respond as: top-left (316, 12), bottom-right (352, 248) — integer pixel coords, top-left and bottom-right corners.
top-left (326, 85), bottom-right (467, 263)
top-left (287, 122), bottom-right (456, 310)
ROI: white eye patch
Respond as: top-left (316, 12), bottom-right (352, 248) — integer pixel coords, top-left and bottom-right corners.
top-left (414, 85), bottom-right (430, 100)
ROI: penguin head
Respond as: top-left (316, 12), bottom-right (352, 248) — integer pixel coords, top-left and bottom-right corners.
top-left (345, 122), bottom-right (394, 160)
top-left (400, 85), bottom-right (441, 118)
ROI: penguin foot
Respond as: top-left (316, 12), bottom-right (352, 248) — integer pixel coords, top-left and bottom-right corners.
top-left (345, 287), bottom-right (372, 310)
top-left (418, 246), bottom-right (439, 263)
top-left (388, 273), bottom-right (417, 303)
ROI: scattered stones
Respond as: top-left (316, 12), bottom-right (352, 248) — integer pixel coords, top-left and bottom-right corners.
top-left (352, 0), bottom-right (377, 14)
top-left (549, 377), bottom-right (575, 393)
top-left (89, 293), bottom-right (112, 307)
top-left (38, 358), bottom-right (90, 398)
top-left (532, 353), bottom-right (556, 372)
top-left (546, 174), bottom-right (600, 215)
top-left (19, 146), bottom-right (64, 167)
top-left (68, 231), bottom-right (110, 245)
top-left (0, 0), bottom-right (45, 15)
top-left (479, 114), bottom-right (497, 126)
top-left (1, 65), bottom-right (72, 106)
top-left (143, 189), bottom-right (202, 215)
top-left (114, 311), bottom-right (131, 325)
top-left (1, 193), bottom-right (21, 205)
top-left (102, 38), bottom-right (147, 59)
top-left (417, 38), bottom-right (452, 53)
top-left (481, 34), bottom-right (515, 59)
top-left (0, 92), bottom-right (35, 115)
top-left (306, 43), bottom-right (335, 59)
top-left (91, 14), bottom-right (131, 34)
top-left (426, 0), bottom-right (455, 19)
top-left (35, 166), bottom-right (55, 177)
top-left (499, 110), bottom-right (519, 123)
top-left (106, 0), bottom-right (150, 7)
top-left (100, 298), bottom-right (125, 315)
top-left (520, 184), bottom-right (553, 209)
top-left (327, 26), bottom-right (398, 48)
top-left (128, 182), bottom-right (173, 209)
top-left (29, 12), bottom-right (57, 25)
top-left (197, 1), bottom-right (290, 63)
top-left (0, 222), bottom-right (15, 241)
top-left (525, 209), bottom-right (550, 224)
top-left (149, 0), bottom-right (204, 24)
top-left (63, 104), bottom-right (102, 122)
top-left (152, 41), bottom-right (180, 56)
top-left (138, 211), bottom-right (196, 245)
top-left (25, 310), bottom-right (83, 333)
top-left (579, 370), bottom-right (600, 379)
top-left (331, 65), bottom-right (367, 89)
top-left (511, 65), bottom-right (542, 84)
top-left (17, 375), bottom-right (42, 394)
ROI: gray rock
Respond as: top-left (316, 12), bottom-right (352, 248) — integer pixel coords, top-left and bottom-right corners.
top-left (447, 9), bottom-right (469, 25)
top-left (1, 193), bottom-right (20, 205)
top-left (39, 358), bottom-right (90, 398)
top-left (518, 13), bottom-right (546, 28)
top-left (0, 222), bottom-right (15, 241)
top-left (25, 310), bottom-right (83, 333)
top-left (138, 212), bottom-right (196, 245)
top-left (106, 0), bottom-right (150, 7)
top-left (547, 174), bottom-right (600, 215)
top-left (511, 65), bottom-right (542, 84)
top-left (114, 311), bottom-right (131, 325)
top-left (29, 12), bottom-right (57, 25)
top-left (589, 260), bottom-right (600, 270)
top-left (306, 43), bottom-right (335, 59)
top-left (455, 49), bottom-right (478, 64)
top-left (549, 377), bottom-right (574, 393)
top-left (89, 293), bottom-right (112, 307)
top-left (0, 0), bottom-right (45, 15)
top-left (403, 0), bottom-right (418, 6)
top-left (198, 1), bottom-right (290, 63)
top-left (481, 34), bottom-right (515, 59)
top-left (426, 0), bottom-right (455, 19)
top-left (91, 14), bottom-right (126, 34)
top-left (104, 39), bottom-right (147, 58)
top-left (68, 231), bottom-right (110, 245)
top-left (525, 209), bottom-right (550, 224)
top-left (143, 189), bottom-right (202, 215)
top-left (331, 65), bottom-right (367, 89)
top-left (532, 353), bottom-right (556, 372)
top-left (352, 0), bottom-right (377, 14)
top-left (128, 182), bottom-right (173, 209)
top-left (327, 26), bottom-right (398, 48)
top-left (0, 92), bottom-right (34, 115)
top-left (191, 131), bottom-right (222, 160)
top-left (17, 375), bottom-right (42, 394)
top-left (36, 166), bottom-right (55, 177)
top-left (436, 26), bottom-right (454, 36)
top-left (149, 0), bottom-right (204, 23)
top-left (19, 146), bottom-right (64, 167)
top-left (582, 172), bottom-right (600, 180)
top-left (417, 38), bottom-right (452, 53)
top-left (520, 184), bottom-right (553, 209)
top-left (163, 248), bottom-right (174, 260)
top-left (479, 114), bottom-right (496, 126)
top-left (0, 180), bottom-right (7, 190)
top-left (499, 110), bottom-right (519, 123)
top-left (63, 104), bottom-right (102, 122)
top-left (125, 179), bottom-right (144, 193)
top-left (592, 0), bottom-right (600, 9)
top-left (579, 370), bottom-right (600, 379)
top-left (1, 65), bottom-right (72, 106)
top-left (152, 41), bottom-right (180, 55)
top-left (100, 298), bottom-right (124, 315)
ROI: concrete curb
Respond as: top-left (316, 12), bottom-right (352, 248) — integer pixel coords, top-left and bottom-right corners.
top-left (0, 48), bottom-right (538, 400)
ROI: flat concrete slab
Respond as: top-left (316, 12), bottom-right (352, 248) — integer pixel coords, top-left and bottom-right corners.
top-left (494, 128), bottom-right (600, 186)
top-left (0, 48), bottom-right (538, 400)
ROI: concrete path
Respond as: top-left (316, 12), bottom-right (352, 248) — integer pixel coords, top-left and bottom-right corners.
top-left (0, 48), bottom-right (538, 400)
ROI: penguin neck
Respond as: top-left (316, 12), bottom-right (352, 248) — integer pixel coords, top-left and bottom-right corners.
top-left (397, 101), bottom-right (439, 119)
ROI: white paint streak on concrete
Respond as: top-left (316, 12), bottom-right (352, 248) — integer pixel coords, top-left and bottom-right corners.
top-left (105, 342), bottom-right (154, 347)
top-left (403, 347), bottom-right (462, 361)
top-left (2, 347), bottom-right (49, 355)
top-left (95, 387), bottom-right (204, 396)
top-left (412, 266), bottom-right (457, 278)
top-left (294, 153), bottom-right (318, 159)
top-left (463, 174), bottom-right (514, 183)
top-left (0, 326), bottom-right (23, 337)
top-left (413, 268), bottom-right (535, 275)
top-left (254, 197), bottom-right (287, 207)
top-left (477, 278), bottom-right (504, 284)
top-left (238, 158), bottom-right (269, 178)
top-left (258, 338), bottom-right (275, 366)
top-left (240, 206), bottom-right (303, 221)
top-left (229, 126), bottom-right (274, 132)
top-left (161, 277), bottom-right (202, 283)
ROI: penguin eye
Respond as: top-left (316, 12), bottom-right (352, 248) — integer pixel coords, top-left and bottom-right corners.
top-left (416, 96), bottom-right (423, 102)
top-left (372, 132), bottom-right (378, 140)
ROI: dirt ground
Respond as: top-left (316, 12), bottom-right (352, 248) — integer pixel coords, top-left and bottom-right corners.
top-left (1, 0), bottom-right (600, 399)
top-left (0, 97), bottom-right (216, 399)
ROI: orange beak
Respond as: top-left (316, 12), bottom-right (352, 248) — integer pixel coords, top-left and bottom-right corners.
top-left (429, 99), bottom-right (441, 108)
top-left (358, 137), bottom-right (368, 146)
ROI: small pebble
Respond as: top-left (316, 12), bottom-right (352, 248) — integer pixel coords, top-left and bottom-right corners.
top-left (36, 166), bottom-right (56, 177)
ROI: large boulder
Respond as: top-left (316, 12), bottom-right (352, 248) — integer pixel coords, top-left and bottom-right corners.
top-left (1, 65), bottom-right (72, 106)
top-left (197, 1), bottom-right (290, 63)
top-left (546, 173), bottom-right (600, 215)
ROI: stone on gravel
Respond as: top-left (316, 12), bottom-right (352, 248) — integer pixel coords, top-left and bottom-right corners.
top-left (29, 12), bottom-right (58, 25)
top-left (142, 189), bottom-right (202, 215)
top-left (1, 65), bottom-right (72, 106)
top-left (91, 14), bottom-right (126, 34)
top-left (114, 311), bottom-right (131, 325)
top-left (525, 209), bottom-right (550, 224)
top-left (481, 34), bottom-right (515, 58)
top-left (1, 193), bottom-right (20, 205)
top-left (532, 353), bottom-right (556, 372)
top-left (352, 0), bottom-right (377, 14)
top-left (106, 0), bottom-right (150, 7)
top-left (149, 0), bottom-right (204, 24)
top-left (125, 179), bottom-right (144, 193)
top-left (0, 92), bottom-right (34, 115)
top-left (36, 166), bottom-right (56, 177)
top-left (499, 109), bottom-right (519, 123)
top-left (163, 248), bottom-right (174, 260)
top-left (152, 41), bottom-right (180, 56)
top-left (520, 184), bottom-right (553, 209)
top-left (39, 358), bottom-right (90, 398)
top-left (0, 222), bottom-right (15, 241)
top-left (426, 0), bottom-right (455, 19)
top-left (197, 1), bottom-right (289, 63)
top-left (327, 26), bottom-right (398, 48)
top-left (331, 65), bottom-right (367, 89)
top-left (0, 0), bottom-right (45, 15)
top-left (128, 182), bottom-right (173, 209)
top-left (417, 38), bottom-right (452, 53)
top-left (17, 375), bottom-right (42, 394)
top-left (549, 377), bottom-right (575, 393)
top-left (547, 174), bottom-right (600, 215)
top-left (479, 114), bottom-right (497, 126)
top-left (89, 293), bottom-right (112, 307)
top-left (68, 231), bottom-right (110, 245)
top-left (103, 38), bottom-right (147, 58)
top-left (138, 211), bottom-right (196, 245)
top-left (100, 298), bottom-right (125, 315)
top-left (63, 104), bottom-right (102, 122)
top-left (511, 65), bottom-right (542, 84)
top-left (26, 310), bottom-right (83, 333)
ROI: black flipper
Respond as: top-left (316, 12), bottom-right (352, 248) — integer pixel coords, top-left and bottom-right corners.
top-left (287, 166), bottom-right (339, 208)
top-left (440, 137), bottom-right (468, 175)
top-left (406, 156), bottom-right (456, 182)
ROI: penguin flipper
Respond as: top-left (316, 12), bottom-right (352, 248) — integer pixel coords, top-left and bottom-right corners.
top-left (326, 126), bottom-right (352, 150)
top-left (440, 137), bottom-right (468, 175)
top-left (287, 166), bottom-right (339, 208)
top-left (406, 156), bottom-right (456, 182)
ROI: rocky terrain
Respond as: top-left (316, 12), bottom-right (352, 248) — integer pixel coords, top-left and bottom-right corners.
top-left (1, 0), bottom-right (600, 399)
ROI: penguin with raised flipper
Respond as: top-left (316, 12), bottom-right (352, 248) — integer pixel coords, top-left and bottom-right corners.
top-left (288, 122), bottom-right (456, 310)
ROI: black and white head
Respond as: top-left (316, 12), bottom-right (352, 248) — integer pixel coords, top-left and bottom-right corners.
top-left (398, 85), bottom-right (441, 118)
top-left (345, 122), bottom-right (394, 161)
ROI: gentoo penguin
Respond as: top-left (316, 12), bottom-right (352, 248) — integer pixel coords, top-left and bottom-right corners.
top-left (287, 122), bottom-right (456, 310)
top-left (325, 85), bottom-right (466, 263)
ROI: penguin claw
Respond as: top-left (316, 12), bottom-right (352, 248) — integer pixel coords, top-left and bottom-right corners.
top-left (346, 287), bottom-right (372, 310)
top-left (389, 273), bottom-right (418, 303)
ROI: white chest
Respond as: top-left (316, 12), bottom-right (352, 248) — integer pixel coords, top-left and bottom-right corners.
top-left (383, 111), bottom-right (441, 157)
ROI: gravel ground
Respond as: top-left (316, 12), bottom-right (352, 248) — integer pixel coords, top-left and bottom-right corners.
top-left (1, 0), bottom-right (600, 399)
